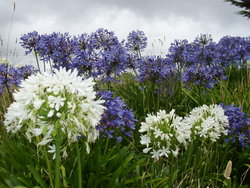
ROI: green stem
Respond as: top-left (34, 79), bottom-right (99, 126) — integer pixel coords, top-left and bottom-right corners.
top-left (49, 59), bottom-right (53, 72)
top-left (104, 138), bottom-right (109, 156)
top-left (76, 141), bottom-right (82, 188)
top-left (34, 50), bottom-right (41, 72)
top-left (55, 126), bottom-right (61, 188)
top-left (36, 136), bottom-right (54, 188)
top-left (44, 60), bottom-right (46, 72)
top-left (43, 145), bottom-right (54, 188)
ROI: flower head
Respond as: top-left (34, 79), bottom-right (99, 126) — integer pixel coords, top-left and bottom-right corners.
top-left (220, 103), bottom-right (250, 148)
top-left (96, 91), bottom-right (137, 142)
top-left (139, 109), bottom-right (191, 160)
top-left (4, 67), bottom-right (105, 154)
top-left (184, 104), bottom-right (229, 142)
top-left (126, 30), bottom-right (147, 53)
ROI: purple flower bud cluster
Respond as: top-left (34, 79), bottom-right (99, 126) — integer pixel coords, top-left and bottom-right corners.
top-left (220, 103), bottom-right (250, 148)
top-left (20, 28), bottom-right (133, 81)
top-left (88, 28), bottom-right (129, 81)
top-left (216, 36), bottom-right (250, 67)
top-left (166, 34), bottom-right (250, 88)
top-left (97, 91), bottom-right (137, 142)
top-left (138, 56), bottom-right (175, 83)
top-left (20, 30), bottom-right (250, 88)
top-left (20, 31), bottom-right (40, 54)
top-left (125, 30), bottom-right (147, 54)
top-left (71, 33), bottom-right (94, 76)
top-left (0, 63), bottom-right (36, 94)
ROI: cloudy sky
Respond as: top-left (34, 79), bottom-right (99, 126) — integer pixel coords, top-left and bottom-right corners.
top-left (1, 0), bottom-right (250, 64)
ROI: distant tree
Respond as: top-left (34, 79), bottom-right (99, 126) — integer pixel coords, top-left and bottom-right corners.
top-left (225, 0), bottom-right (250, 19)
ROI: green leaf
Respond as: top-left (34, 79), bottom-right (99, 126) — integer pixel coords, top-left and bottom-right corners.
top-left (28, 165), bottom-right (48, 188)
top-left (61, 165), bottom-right (68, 187)
top-left (17, 177), bottom-right (33, 187)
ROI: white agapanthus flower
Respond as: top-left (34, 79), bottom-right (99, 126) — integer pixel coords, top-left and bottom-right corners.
top-left (184, 104), bottom-right (229, 142)
top-left (4, 67), bottom-right (106, 154)
top-left (139, 109), bottom-right (192, 160)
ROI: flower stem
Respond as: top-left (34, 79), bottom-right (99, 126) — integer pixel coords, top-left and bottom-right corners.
top-left (55, 125), bottom-right (61, 188)
top-left (76, 141), bottom-right (82, 188)
top-left (43, 145), bottom-right (54, 188)
top-left (34, 50), bottom-right (41, 72)
top-left (36, 136), bottom-right (54, 188)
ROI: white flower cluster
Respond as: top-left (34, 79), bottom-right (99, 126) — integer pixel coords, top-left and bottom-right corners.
top-left (4, 67), bottom-right (106, 153)
top-left (139, 104), bottom-right (229, 160)
top-left (184, 104), bottom-right (229, 142)
top-left (139, 109), bottom-right (191, 160)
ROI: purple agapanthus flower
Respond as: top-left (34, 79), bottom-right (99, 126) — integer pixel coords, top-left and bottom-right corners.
top-left (96, 91), bottom-right (137, 142)
top-left (220, 103), bottom-right (250, 148)
top-left (20, 31), bottom-right (40, 54)
top-left (0, 63), bottom-right (37, 94)
top-left (166, 34), bottom-right (228, 89)
top-left (215, 36), bottom-right (250, 67)
top-left (126, 30), bottom-right (147, 54)
top-left (71, 33), bottom-right (95, 77)
top-left (138, 56), bottom-right (175, 83)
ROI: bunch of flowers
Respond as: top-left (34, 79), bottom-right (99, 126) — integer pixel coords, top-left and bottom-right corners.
top-left (89, 28), bottom-right (130, 82)
top-left (71, 33), bottom-right (95, 77)
top-left (93, 43), bottom-right (129, 82)
top-left (167, 39), bottom-right (189, 74)
top-left (184, 104), bottom-right (229, 142)
top-left (139, 109), bottom-right (191, 160)
top-left (4, 67), bottom-right (106, 154)
top-left (20, 31), bottom-right (40, 54)
top-left (139, 104), bottom-right (230, 160)
top-left (20, 31), bottom-right (75, 71)
top-left (220, 104), bottom-right (250, 148)
top-left (96, 91), bottom-right (137, 142)
top-left (165, 34), bottom-right (250, 89)
top-left (137, 56), bottom-right (176, 83)
top-left (0, 61), bottom-right (36, 94)
top-left (126, 30), bottom-right (147, 55)
top-left (215, 36), bottom-right (250, 67)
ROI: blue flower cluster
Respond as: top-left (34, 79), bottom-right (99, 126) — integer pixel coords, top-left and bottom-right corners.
top-left (0, 63), bottom-right (36, 94)
top-left (137, 56), bottom-right (175, 83)
top-left (20, 29), bottom-right (140, 81)
top-left (166, 34), bottom-right (242, 88)
top-left (125, 30), bottom-right (147, 55)
top-left (216, 36), bottom-right (250, 67)
top-left (20, 31), bottom-right (40, 54)
top-left (97, 91), bottom-right (137, 142)
top-left (220, 103), bottom-right (250, 148)
top-left (89, 28), bottom-right (129, 82)
top-left (20, 30), bottom-right (250, 89)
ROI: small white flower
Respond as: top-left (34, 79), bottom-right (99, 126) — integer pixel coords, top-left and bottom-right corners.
top-left (47, 110), bottom-right (54, 117)
top-left (32, 128), bottom-right (43, 136)
top-left (33, 99), bottom-right (45, 110)
top-left (140, 135), bottom-right (151, 147)
top-left (48, 144), bottom-right (56, 160)
top-left (172, 148), bottom-right (179, 157)
top-left (154, 128), bottom-right (163, 138)
top-left (143, 147), bottom-right (152, 153)
top-left (159, 146), bottom-right (171, 158)
top-left (151, 150), bottom-right (161, 160)
top-left (56, 112), bottom-right (62, 118)
top-left (38, 138), bottom-right (53, 146)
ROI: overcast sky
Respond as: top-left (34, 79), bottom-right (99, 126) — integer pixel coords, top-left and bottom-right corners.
top-left (1, 0), bottom-right (250, 64)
